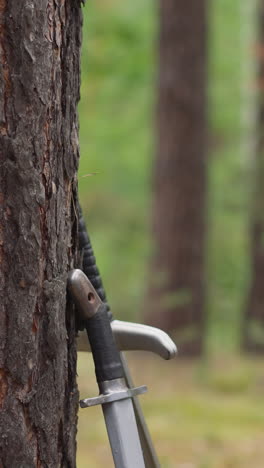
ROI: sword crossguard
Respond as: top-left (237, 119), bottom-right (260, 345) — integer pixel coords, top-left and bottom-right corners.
top-left (77, 314), bottom-right (177, 360)
top-left (80, 378), bottom-right (147, 408)
top-left (77, 320), bottom-right (177, 360)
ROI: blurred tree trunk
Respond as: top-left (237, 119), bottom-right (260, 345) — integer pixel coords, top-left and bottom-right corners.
top-left (145, 0), bottom-right (208, 356)
top-left (243, 1), bottom-right (264, 353)
top-left (0, 1), bottom-right (82, 465)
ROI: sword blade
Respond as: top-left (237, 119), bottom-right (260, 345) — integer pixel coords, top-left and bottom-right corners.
top-left (102, 387), bottom-right (145, 468)
top-left (121, 354), bottom-right (161, 468)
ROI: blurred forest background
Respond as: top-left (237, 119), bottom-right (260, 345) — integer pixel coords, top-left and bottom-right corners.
top-left (77, 0), bottom-right (264, 466)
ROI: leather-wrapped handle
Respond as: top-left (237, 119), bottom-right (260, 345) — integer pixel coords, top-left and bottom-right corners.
top-left (86, 303), bottom-right (124, 383)
top-left (78, 203), bottom-right (113, 321)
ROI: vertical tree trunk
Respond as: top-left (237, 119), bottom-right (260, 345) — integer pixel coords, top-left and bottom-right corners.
top-left (146, 0), bottom-right (208, 356)
top-left (0, 1), bottom-right (82, 465)
top-left (243, 1), bottom-right (264, 352)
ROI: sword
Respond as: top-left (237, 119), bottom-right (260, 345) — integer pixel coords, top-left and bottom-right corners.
top-left (77, 208), bottom-right (177, 466)
top-left (68, 269), bottom-right (147, 467)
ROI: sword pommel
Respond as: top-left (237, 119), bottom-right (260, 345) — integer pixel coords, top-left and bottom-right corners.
top-left (68, 269), bottom-right (102, 320)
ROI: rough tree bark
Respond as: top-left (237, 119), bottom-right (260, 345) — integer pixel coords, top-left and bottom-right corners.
top-left (243, 1), bottom-right (264, 353)
top-left (145, 0), bottom-right (208, 356)
top-left (0, 1), bottom-right (82, 465)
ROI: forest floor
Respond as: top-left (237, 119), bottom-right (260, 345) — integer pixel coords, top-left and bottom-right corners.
top-left (77, 352), bottom-right (264, 468)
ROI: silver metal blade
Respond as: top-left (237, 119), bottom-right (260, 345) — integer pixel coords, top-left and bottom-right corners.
top-left (120, 354), bottom-right (160, 468)
top-left (100, 382), bottom-right (146, 468)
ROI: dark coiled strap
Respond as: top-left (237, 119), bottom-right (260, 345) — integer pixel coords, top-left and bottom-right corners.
top-left (78, 203), bottom-right (113, 322)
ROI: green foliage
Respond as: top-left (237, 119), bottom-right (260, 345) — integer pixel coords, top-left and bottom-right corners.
top-left (207, 0), bottom-right (254, 352)
top-left (78, 0), bottom-right (156, 321)
top-left (78, 0), bottom-right (254, 348)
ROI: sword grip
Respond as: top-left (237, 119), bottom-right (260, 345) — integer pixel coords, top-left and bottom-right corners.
top-left (78, 205), bottom-right (113, 321)
top-left (86, 303), bottom-right (124, 383)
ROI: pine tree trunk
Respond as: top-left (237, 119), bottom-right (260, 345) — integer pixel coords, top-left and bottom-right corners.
top-left (146, 0), bottom-right (208, 356)
top-left (0, 1), bottom-right (82, 465)
top-left (243, 1), bottom-right (264, 353)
